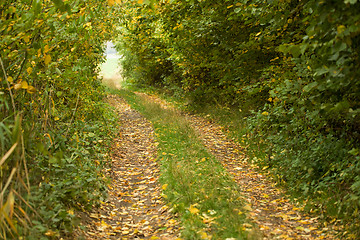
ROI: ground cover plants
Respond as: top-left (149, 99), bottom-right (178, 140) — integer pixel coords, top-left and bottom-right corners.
top-left (0, 0), bottom-right (119, 239)
top-left (116, 0), bottom-right (360, 237)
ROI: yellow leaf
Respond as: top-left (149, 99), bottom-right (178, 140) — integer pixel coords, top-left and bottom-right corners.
top-left (150, 237), bottom-right (159, 240)
top-left (261, 111), bottom-right (269, 116)
top-left (100, 220), bottom-right (110, 231)
top-left (23, 35), bottom-right (30, 43)
top-left (44, 55), bottom-right (51, 65)
top-left (168, 219), bottom-right (177, 225)
top-left (200, 232), bottom-right (208, 238)
top-left (27, 86), bottom-right (36, 94)
top-left (14, 83), bottom-right (22, 90)
top-left (27, 67), bottom-right (32, 75)
top-left (115, 0), bottom-right (121, 3)
top-left (7, 76), bottom-right (13, 83)
top-left (67, 209), bottom-right (74, 215)
top-left (189, 204), bottom-right (200, 214)
top-left (21, 81), bottom-right (28, 89)
top-left (298, 220), bottom-right (310, 224)
top-left (6, 191), bottom-right (15, 217)
top-left (162, 184), bottom-right (168, 190)
top-left (243, 223), bottom-right (253, 229)
top-left (44, 45), bottom-right (49, 53)
top-left (337, 25), bottom-right (346, 35)
top-left (89, 213), bottom-right (100, 219)
top-left (243, 204), bottom-right (253, 211)
top-left (138, 0), bottom-right (143, 4)
top-left (199, 231), bottom-right (210, 239)
top-left (44, 230), bottom-right (57, 236)
top-left (296, 226), bottom-right (304, 231)
top-left (108, 0), bottom-right (115, 5)
top-left (9, 6), bottom-right (16, 13)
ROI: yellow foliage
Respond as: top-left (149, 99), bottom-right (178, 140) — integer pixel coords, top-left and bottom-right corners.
top-left (189, 204), bottom-right (200, 214)
top-left (44, 55), bottom-right (51, 65)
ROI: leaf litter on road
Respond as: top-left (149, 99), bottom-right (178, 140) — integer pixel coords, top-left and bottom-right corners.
top-left (139, 92), bottom-right (343, 239)
top-left (76, 95), bottom-right (181, 240)
top-left (76, 91), bottom-right (344, 239)
top-left (184, 112), bottom-right (342, 240)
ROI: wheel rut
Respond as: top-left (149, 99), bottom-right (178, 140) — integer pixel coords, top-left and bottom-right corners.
top-left (78, 92), bottom-right (341, 240)
top-left (141, 93), bottom-right (340, 239)
top-left (76, 95), bottom-right (180, 240)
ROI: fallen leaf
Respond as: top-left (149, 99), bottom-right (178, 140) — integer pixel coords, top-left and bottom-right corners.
top-left (243, 204), bottom-right (253, 211)
top-left (189, 204), bottom-right (200, 214)
top-left (199, 231), bottom-right (210, 239)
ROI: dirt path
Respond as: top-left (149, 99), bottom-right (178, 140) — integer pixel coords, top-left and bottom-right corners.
top-left (140, 93), bottom-right (341, 240)
top-left (78, 92), bottom-right (342, 239)
top-left (76, 95), bottom-right (180, 239)
top-left (184, 114), bottom-right (340, 240)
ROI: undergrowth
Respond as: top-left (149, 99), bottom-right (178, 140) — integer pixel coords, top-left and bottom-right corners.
top-left (0, 1), bottom-right (119, 238)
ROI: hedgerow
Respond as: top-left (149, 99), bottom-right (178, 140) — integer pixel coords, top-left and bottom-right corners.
top-left (1, 0), bottom-right (119, 238)
top-left (116, 0), bottom-right (360, 235)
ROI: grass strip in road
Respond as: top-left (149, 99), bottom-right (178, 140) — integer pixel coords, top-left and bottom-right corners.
top-left (116, 89), bottom-right (257, 240)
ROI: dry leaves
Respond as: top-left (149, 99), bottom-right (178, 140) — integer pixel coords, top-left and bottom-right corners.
top-left (185, 113), bottom-right (341, 239)
top-left (75, 95), bottom-right (180, 239)
top-left (76, 93), bottom-right (344, 239)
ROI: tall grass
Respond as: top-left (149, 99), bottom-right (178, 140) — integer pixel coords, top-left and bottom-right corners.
top-left (0, 115), bottom-right (33, 239)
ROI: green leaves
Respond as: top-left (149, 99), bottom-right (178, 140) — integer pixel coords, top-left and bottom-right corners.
top-left (344, 0), bottom-right (358, 4)
top-left (116, 0), bottom-right (360, 236)
top-left (303, 82), bottom-right (318, 92)
top-left (1, 0), bottom-right (118, 238)
top-left (51, 0), bottom-right (71, 13)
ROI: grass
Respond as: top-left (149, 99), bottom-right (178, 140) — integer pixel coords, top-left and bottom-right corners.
top-left (116, 89), bottom-right (258, 240)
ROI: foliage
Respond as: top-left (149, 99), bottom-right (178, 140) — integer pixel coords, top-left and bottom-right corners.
top-left (116, 0), bottom-right (360, 235)
top-left (0, 0), bottom-right (118, 238)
